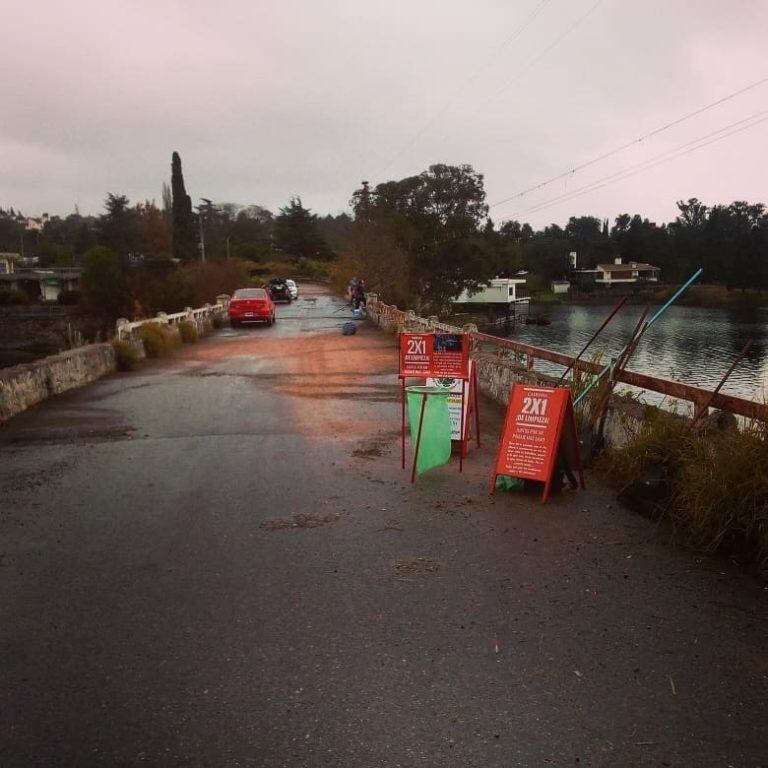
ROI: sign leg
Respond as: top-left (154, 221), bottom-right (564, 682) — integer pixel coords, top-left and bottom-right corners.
top-left (542, 477), bottom-right (552, 504)
top-left (473, 365), bottom-right (481, 448)
top-left (411, 393), bottom-right (428, 484)
top-left (459, 381), bottom-right (466, 472)
top-left (401, 378), bottom-right (406, 470)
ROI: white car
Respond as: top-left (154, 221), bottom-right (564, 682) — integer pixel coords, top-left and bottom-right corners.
top-left (285, 279), bottom-right (299, 300)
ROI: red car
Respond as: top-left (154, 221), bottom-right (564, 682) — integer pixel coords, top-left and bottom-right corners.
top-left (228, 288), bottom-right (276, 327)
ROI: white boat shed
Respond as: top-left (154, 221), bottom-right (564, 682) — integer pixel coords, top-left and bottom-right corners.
top-left (454, 277), bottom-right (528, 306)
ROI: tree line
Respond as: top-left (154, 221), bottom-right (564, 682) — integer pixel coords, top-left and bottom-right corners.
top-left (0, 152), bottom-right (345, 318)
top-left (2, 155), bottom-right (766, 318)
top-left (343, 165), bottom-right (768, 312)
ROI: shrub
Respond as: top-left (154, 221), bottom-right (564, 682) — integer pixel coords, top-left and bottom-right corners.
top-left (138, 322), bottom-right (170, 358)
top-left (0, 288), bottom-right (28, 305)
top-left (112, 340), bottom-right (141, 371)
top-left (672, 420), bottom-right (768, 570)
top-left (295, 256), bottom-right (330, 280)
top-left (186, 260), bottom-right (250, 307)
top-left (598, 408), bottom-right (768, 575)
top-left (178, 320), bottom-right (198, 343)
top-left (211, 313), bottom-right (225, 329)
top-left (57, 289), bottom-right (82, 305)
top-left (80, 246), bottom-right (126, 319)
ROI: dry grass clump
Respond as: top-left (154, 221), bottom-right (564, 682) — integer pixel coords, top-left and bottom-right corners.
top-left (111, 340), bottom-right (141, 371)
top-left (138, 322), bottom-right (180, 358)
top-left (599, 408), bottom-right (768, 575)
top-left (599, 406), bottom-right (689, 481)
top-left (178, 320), bottom-right (198, 344)
top-left (672, 420), bottom-right (768, 570)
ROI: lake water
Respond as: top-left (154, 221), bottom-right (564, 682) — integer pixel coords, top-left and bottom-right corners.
top-left (492, 303), bottom-right (768, 409)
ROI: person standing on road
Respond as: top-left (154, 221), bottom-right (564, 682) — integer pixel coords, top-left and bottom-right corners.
top-left (353, 279), bottom-right (367, 310)
top-left (348, 277), bottom-right (359, 305)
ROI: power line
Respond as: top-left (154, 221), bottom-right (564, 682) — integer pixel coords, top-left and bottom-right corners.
top-left (410, 0), bottom-right (605, 174)
top-left (518, 110), bottom-right (768, 216)
top-left (481, 0), bottom-right (604, 110)
top-left (505, 108), bottom-right (768, 218)
top-left (515, 110), bottom-right (768, 217)
top-left (377, 0), bottom-right (553, 179)
top-left (490, 74), bottom-right (768, 209)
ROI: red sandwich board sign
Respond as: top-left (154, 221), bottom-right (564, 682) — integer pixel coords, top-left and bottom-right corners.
top-left (490, 384), bottom-right (585, 503)
top-left (399, 332), bottom-right (469, 380)
top-left (398, 331), bottom-right (472, 472)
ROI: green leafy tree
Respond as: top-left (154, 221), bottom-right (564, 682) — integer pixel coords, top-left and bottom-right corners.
top-left (273, 197), bottom-right (332, 259)
top-left (0, 212), bottom-right (23, 252)
top-left (100, 193), bottom-right (140, 262)
top-left (564, 215), bottom-right (604, 266)
top-left (80, 246), bottom-right (126, 318)
top-left (351, 164), bottom-right (494, 311)
top-left (130, 254), bottom-right (191, 315)
top-left (36, 240), bottom-right (72, 267)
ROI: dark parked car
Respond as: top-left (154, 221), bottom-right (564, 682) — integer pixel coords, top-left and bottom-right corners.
top-left (267, 278), bottom-right (292, 303)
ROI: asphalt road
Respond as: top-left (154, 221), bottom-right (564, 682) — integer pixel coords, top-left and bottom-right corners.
top-left (1, 286), bottom-right (766, 767)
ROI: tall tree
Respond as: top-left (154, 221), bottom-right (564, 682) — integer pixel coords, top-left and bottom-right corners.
top-left (171, 151), bottom-right (197, 261)
top-left (273, 197), bottom-right (332, 259)
top-left (351, 164), bottom-right (494, 312)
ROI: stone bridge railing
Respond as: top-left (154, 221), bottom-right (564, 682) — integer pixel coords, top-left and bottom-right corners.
top-left (1, 295), bottom-right (233, 424)
top-left (115, 294), bottom-right (230, 342)
top-left (365, 293), bottom-right (768, 435)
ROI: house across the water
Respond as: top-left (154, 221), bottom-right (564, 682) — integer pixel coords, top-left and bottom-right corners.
top-left (573, 258), bottom-right (661, 287)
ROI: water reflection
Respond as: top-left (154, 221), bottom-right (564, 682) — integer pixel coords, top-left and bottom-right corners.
top-left (500, 304), bottom-right (768, 407)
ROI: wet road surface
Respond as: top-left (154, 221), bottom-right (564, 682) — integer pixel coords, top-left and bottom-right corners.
top-left (1, 286), bottom-right (767, 766)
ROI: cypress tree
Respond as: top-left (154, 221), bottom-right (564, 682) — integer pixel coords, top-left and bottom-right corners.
top-left (171, 151), bottom-right (197, 261)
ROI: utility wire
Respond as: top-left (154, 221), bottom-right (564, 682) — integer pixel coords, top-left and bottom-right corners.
top-left (506, 108), bottom-right (768, 218)
top-left (516, 111), bottom-right (768, 216)
top-left (519, 110), bottom-right (768, 214)
top-left (409, 0), bottom-right (604, 172)
top-left (377, 0), bottom-right (553, 179)
top-left (490, 74), bottom-right (768, 209)
top-left (481, 0), bottom-right (604, 110)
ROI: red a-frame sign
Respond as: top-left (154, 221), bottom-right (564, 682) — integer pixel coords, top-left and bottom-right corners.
top-left (490, 384), bottom-right (585, 503)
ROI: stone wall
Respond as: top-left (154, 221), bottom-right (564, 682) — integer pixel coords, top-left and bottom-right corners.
top-left (0, 344), bottom-right (116, 423)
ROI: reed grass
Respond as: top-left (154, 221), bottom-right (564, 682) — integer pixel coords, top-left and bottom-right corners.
top-left (598, 408), bottom-right (768, 575)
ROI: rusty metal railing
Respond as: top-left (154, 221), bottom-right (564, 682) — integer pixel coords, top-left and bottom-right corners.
top-left (366, 295), bottom-right (768, 422)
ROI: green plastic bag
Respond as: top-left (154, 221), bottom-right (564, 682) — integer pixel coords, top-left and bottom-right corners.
top-left (495, 474), bottom-right (525, 491)
top-left (407, 386), bottom-right (452, 475)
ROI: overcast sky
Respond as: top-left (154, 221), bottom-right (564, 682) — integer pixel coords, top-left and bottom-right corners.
top-left (2, 0), bottom-right (767, 228)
